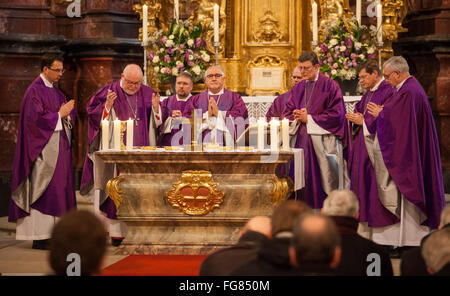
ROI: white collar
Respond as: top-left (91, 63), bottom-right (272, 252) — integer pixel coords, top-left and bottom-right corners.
top-left (396, 76), bottom-right (411, 90)
top-left (370, 77), bottom-right (384, 92)
top-left (40, 73), bottom-right (53, 88)
top-left (208, 88), bottom-right (224, 96)
top-left (306, 70), bottom-right (319, 83)
top-left (176, 93), bottom-right (192, 101)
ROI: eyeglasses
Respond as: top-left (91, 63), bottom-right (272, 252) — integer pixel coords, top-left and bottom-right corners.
top-left (383, 71), bottom-right (398, 80)
top-left (292, 75), bottom-right (302, 80)
top-left (206, 73), bottom-right (223, 79)
top-left (298, 65), bottom-right (313, 71)
top-left (358, 74), bottom-right (369, 80)
top-left (123, 77), bottom-right (141, 86)
top-left (48, 68), bottom-right (65, 74)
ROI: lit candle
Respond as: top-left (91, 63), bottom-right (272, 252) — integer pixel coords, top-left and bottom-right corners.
top-left (257, 117), bottom-right (265, 151)
top-left (281, 118), bottom-right (290, 151)
top-left (270, 119), bottom-right (279, 152)
top-left (174, 0), bottom-right (179, 23)
top-left (113, 119), bottom-right (121, 150)
top-left (142, 4), bottom-right (148, 46)
top-left (356, 0), bottom-right (361, 26)
top-left (312, 1), bottom-right (318, 44)
top-left (126, 118), bottom-right (133, 150)
top-left (376, 1), bottom-right (382, 44)
top-left (214, 4), bottom-right (219, 43)
top-left (101, 119), bottom-right (109, 150)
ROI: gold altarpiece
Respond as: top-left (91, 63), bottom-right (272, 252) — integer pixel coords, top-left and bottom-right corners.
top-left (134, 0), bottom-right (409, 95)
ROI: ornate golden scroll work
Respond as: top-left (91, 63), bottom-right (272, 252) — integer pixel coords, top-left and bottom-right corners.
top-left (166, 170), bottom-right (224, 216)
top-left (254, 10), bottom-right (283, 43)
top-left (268, 176), bottom-right (293, 207)
top-left (106, 176), bottom-right (125, 210)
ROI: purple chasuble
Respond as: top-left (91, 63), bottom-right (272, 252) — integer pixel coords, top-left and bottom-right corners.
top-left (376, 76), bottom-right (445, 229)
top-left (80, 80), bottom-right (154, 219)
top-left (157, 94), bottom-right (194, 146)
top-left (266, 90), bottom-right (292, 121)
top-left (348, 80), bottom-right (398, 227)
top-left (283, 72), bottom-right (349, 209)
top-left (9, 77), bottom-right (77, 221)
top-left (183, 89), bottom-right (248, 143)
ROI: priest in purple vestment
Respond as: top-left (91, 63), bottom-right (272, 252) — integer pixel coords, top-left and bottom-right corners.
top-left (80, 64), bottom-right (155, 245)
top-left (153, 72), bottom-right (197, 146)
top-left (359, 56), bottom-right (445, 247)
top-left (9, 55), bottom-right (76, 250)
top-left (283, 51), bottom-right (349, 209)
top-left (345, 60), bottom-right (398, 228)
top-left (266, 66), bottom-right (302, 121)
top-left (183, 65), bottom-right (248, 145)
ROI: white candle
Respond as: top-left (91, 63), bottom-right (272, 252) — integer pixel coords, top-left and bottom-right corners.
top-left (281, 118), bottom-right (290, 151)
top-left (174, 0), bottom-right (179, 23)
top-left (376, 1), bottom-right (382, 44)
top-left (126, 118), bottom-right (133, 150)
top-left (257, 117), bottom-right (265, 151)
top-left (214, 4), bottom-right (219, 43)
top-left (142, 4), bottom-right (148, 46)
top-left (312, 1), bottom-right (318, 44)
top-left (270, 119), bottom-right (279, 152)
top-left (356, 0), bottom-right (361, 26)
top-left (101, 119), bottom-right (109, 150)
top-left (113, 119), bottom-right (121, 150)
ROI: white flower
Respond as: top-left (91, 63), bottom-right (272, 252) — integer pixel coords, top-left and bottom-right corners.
top-left (367, 47), bottom-right (375, 54)
top-left (160, 48), bottom-right (164, 53)
top-left (154, 66), bottom-right (160, 73)
top-left (359, 54), bottom-right (365, 60)
top-left (160, 67), bottom-right (166, 74)
top-left (202, 53), bottom-right (210, 62)
top-left (152, 55), bottom-right (160, 63)
top-left (169, 35), bottom-right (174, 40)
top-left (188, 55), bottom-right (194, 61)
top-left (345, 70), bottom-right (354, 80)
top-left (329, 39), bottom-right (338, 46)
top-left (166, 40), bottom-right (174, 47)
top-left (176, 60), bottom-right (183, 66)
top-left (340, 45), bottom-right (346, 52)
top-left (331, 69), bottom-right (337, 75)
top-left (192, 65), bottom-right (201, 75)
top-left (341, 69), bottom-right (348, 75)
top-left (172, 67), bottom-right (179, 75)
top-left (355, 42), bottom-right (362, 48)
top-left (187, 39), bottom-right (194, 47)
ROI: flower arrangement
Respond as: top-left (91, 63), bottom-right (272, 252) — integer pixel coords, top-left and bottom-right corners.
top-left (148, 20), bottom-right (211, 83)
top-left (314, 18), bottom-right (378, 80)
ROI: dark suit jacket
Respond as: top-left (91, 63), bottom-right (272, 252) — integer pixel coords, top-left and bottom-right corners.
top-left (198, 231), bottom-right (269, 276)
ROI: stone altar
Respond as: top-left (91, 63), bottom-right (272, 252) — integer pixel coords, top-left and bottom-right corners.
top-left (94, 149), bottom-right (301, 255)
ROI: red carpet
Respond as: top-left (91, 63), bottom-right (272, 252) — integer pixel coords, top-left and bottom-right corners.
top-left (100, 255), bottom-right (207, 276)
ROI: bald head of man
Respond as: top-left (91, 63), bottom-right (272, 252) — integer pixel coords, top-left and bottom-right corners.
top-left (240, 216), bottom-right (272, 239)
top-left (121, 64), bottom-right (143, 95)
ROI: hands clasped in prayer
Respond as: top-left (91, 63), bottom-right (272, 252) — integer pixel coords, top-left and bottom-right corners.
top-left (293, 108), bottom-right (308, 123)
top-left (366, 102), bottom-right (383, 118)
top-left (208, 97), bottom-right (219, 117)
top-left (345, 112), bottom-right (364, 125)
top-left (59, 99), bottom-right (75, 118)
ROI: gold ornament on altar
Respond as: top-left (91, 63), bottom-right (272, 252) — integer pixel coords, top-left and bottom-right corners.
top-left (106, 176), bottom-right (125, 210)
top-left (166, 170), bottom-right (224, 216)
top-left (254, 9), bottom-right (283, 43)
top-left (268, 176), bottom-right (293, 207)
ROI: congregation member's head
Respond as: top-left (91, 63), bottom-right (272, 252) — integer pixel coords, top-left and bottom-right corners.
top-left (289, 214), bottom-right (341, 269)
top-left (240, 216), bottom-right (272, 238)
top-left (49, 210), bottom-right (108, 276)
top-left (382, 56), bottom-right (410, 88)
top-left (422, 228), bottom-right (450, 275)
top-left (205, 65), bottom-right (225, 94)
top-left (357, 60), bottom-right (382, 91)
top-left (41, 55), bottom-right (65, 84)
top-left (290, 66), bottom-right (303, 87)
top-left (271, 200), bottom-right (312, 237)
top-left (297, 51), bottom-right (320, 82)
top-left (322, 189), bottom-right (359, 219)
top-left (439, 205), bottom-right (450, 229)
top-left (121, 64), bottom-right (143, 95)
top-left (176, 71), bottom-right (194, 99)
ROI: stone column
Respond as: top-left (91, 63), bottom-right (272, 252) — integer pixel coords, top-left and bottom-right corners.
top-left (393, 0), bottom-right (450, 192)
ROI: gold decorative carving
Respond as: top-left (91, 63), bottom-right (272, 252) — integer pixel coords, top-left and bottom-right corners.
top-left (120, 121), bottom-right (126, 150)
top-left (106, 176), bottom-right (125, 210)
top-left (268, 176), bottom-right (293, 206)
top-left (246, 55), bottom-right (287, 96)
top-left (166, 170), bottom-right (224, 216)
top-left (380, 0), bottom-right (408, 61)
top-left (254, 10), bottom-right (283, 43)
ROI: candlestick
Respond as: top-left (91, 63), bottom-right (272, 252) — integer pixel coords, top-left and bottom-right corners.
top-left (214, 4), bottom-right (219, 43)
top-left (174, 0), bottom-right (179, 23)
top-left (257, 118), bottom-right (265, 151)
top-left (113, 119), bottom-right (121, 150)
top-left (142, 4), bottom-right (148, 46)
top-left (376, 1), bottom-right (382, 45)
top-left (270, 119), bottom-right (279, 152)
top-left (312, 1), bottom-right (318, 45)
top-left (281, 118), bottom-right (290, 151)
top-left (126, 118), bottom-right (133, 150)
top-left (101, 119), bottom-right (109, 150)
top-left (356, 0), bottom-right (361, 26)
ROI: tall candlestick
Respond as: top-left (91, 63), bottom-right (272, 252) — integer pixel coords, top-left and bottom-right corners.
top-left (312, 1), bottom-right (318, 44)
top-left (376, 1), bottom-right (382, 44)
top-left (270, 119), bottom-right (279, 152)
top-left (214, 4), bottom-right (219, 43)
top-left (113, 119), bottom-right (121, 150)
top-left (281, 118), bottom-right (290, 151)
top-left (257, 118), bottom-right (265, 151)
top-left (356, 0), bottom-right (361, 26)
top-left (174, 0), bottom-right (179, 23)
top-left (142, 4), bottom-right (148, 46)
top-left (126, 118), bottom-right (133, 150)
top-left (101, 119), bottom-right (109, 150)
